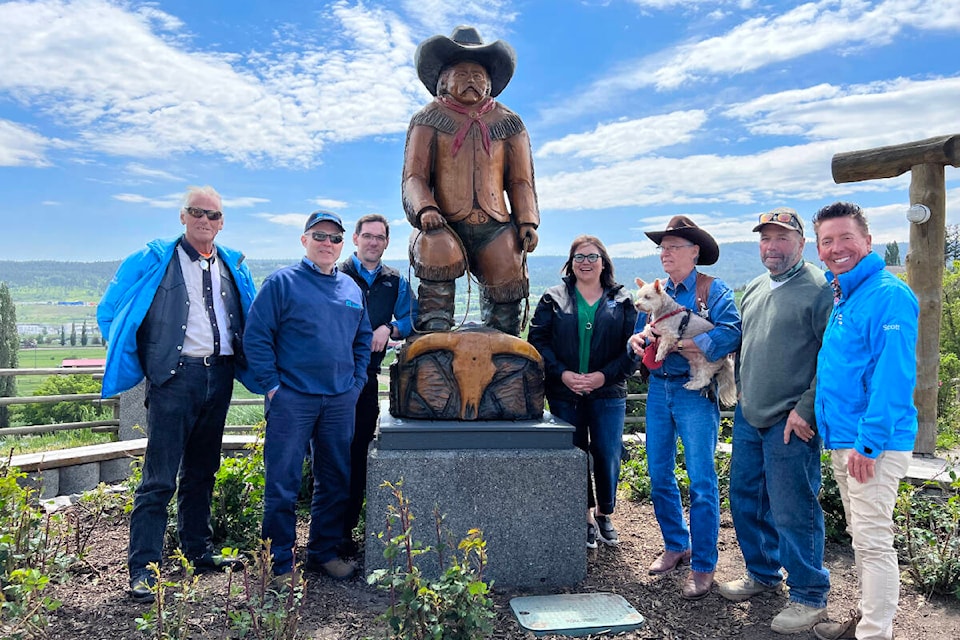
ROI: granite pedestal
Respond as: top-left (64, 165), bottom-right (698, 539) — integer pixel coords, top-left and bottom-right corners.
top-left (364, 410), bottom-right (587, 589)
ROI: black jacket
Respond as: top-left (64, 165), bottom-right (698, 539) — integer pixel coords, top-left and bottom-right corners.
top-left (528, 276), bottom-right (638, 401)
top-left (339, 258), bottom-right (402, 374)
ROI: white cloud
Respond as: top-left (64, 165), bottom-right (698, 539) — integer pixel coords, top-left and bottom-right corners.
top-left (536, 73), bottom-right (955, 213)
top-left (726, 76), bottom-right (960, 146)
top-left (399, 0), bottom-right (517, 36)
top-left (223, 196), bottom-right (270, 208)
top-left (112, 192), bottom-right (182, 208)
top-left (256, 213), bottom-right (310, 227)
top-left (0, 0), bottom-right (426, 167)
top-left (312, 198), bottom-right (349, 209)
top-left (642, 0), bottom-right (960, 91)
top-left (0, 119), bottom-right (54, 167)
top-left (41, 200), bottom-right (61, 206)
top-left (125, 163), bottom-right (183, 182)
top-left (537, 111), bottom-right (707, 161)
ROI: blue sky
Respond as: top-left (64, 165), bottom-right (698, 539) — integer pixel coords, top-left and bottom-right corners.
top-left (1, 0), bottom-right (958, 262)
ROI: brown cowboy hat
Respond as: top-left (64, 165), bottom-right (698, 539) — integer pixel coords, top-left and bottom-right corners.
top-left (645, 215), bottom-right (720, 266)
top-left (415, 25), bottom-right (516, 98)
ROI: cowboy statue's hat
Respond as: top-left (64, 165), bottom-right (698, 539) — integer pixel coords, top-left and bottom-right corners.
top-left (645, 215), bottom-right (720, 266)
top-left (415, 25), bottom-right (516, 97)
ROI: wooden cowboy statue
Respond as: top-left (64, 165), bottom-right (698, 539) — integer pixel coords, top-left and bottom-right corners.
top-left (402, 25), bottom-right (540, 336)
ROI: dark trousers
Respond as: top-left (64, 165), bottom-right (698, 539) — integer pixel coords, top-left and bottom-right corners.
top-left (262, 385), bottom-right (356, 574)
top-left (128, 361), bottom-right (234, 580)
top-left (343, 374), bottom-right (380, 539)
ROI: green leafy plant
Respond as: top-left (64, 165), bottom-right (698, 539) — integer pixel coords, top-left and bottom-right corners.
top-left (134, 551), bottom-right (201, 639)
top-left (619, 440), bottom-right (651, 502)
top-left (895, 473), bottom-right (960, 600)
top-left (18, 374), bottom-right (112, 426)
top-left (222, 541), bottom-right (307, 640)
top-left (819, 452), bottom-right (849, 543)
top-left (0, 459), bottom-right (78, 638)
top-left (367, 480), bottom-right (495, 640)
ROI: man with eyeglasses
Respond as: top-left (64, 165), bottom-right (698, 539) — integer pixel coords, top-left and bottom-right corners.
top-left (628, 215), bottom-right (741, 600)
top-left (810, 202), bottom-right (918, 640)
top-left (337, 213), bottom-right (417, 556)
top-left (719, 207), bottom-right (833, 634)
top-left (244, 210), bottom-right (373, 581)
top-left (98, 185), bottom-right (260, 603)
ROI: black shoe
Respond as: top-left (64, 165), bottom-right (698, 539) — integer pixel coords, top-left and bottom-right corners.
top-left (336, 537), bottom-right (360, 559)
top-left (191, 551), bottom-right (243, 574)
top-left (129, 574), bottom-right (156, 604)
top-left (595, 515), bottom-right (619, 546)
top-left (586, 523), bottom-right (598, 549)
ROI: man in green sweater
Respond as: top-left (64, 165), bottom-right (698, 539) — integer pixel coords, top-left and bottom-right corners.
top-left (719, 207), bottom-right (834, 634)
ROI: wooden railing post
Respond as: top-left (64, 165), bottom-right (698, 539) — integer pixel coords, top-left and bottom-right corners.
top-left (832, 134), bottom-right (960, 455)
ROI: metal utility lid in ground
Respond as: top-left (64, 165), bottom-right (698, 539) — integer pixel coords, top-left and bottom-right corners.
top-left (510, 592), bottom-right (644, 637)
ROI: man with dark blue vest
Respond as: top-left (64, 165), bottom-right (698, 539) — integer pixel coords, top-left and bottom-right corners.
top-left (338, 213), bottom-right (417, 555)
top-left (98, 185), bottom-right (260, 603)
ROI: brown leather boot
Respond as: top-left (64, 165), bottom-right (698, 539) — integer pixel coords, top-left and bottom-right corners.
top-left (681, 570), bottom-right (714, 600)
top-left (648, 549), bottom-right (691, 574)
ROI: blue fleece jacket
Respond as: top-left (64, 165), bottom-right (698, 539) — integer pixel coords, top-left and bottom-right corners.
top-left (815, 252), bottom-right (919, 456)
top-left (97, 237), bottom-right (259, 398)
top-left (243, 259), bottom-right (372, 395)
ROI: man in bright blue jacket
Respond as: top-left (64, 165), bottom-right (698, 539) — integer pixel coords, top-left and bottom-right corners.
top-left (244, 210), bottom-right (372, 582)
top-left (811, 202), bottom-right (918, 640)
top-left (98, 186), bottom-right (260, 603)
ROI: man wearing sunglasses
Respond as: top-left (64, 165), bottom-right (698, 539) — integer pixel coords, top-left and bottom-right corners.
top-left (720, 207), bottom-right (833, 633)
top-left (244, 209), bottom-right (373, 582)
top-left (337, 214), bottom-right (417, 557)
top-left (98, 186), bottom-right (261, 603)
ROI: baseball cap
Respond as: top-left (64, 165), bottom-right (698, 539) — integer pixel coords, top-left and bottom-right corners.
top-left (752, 207), bottom-right (804, 234)
top-left (304, 210), bottom-right (345, 233)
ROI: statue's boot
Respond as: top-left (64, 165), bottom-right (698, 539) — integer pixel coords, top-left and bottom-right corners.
top-left (481, 297), bottom-right (522, 336)
top-left (417, 279), bottom-right (455, 332)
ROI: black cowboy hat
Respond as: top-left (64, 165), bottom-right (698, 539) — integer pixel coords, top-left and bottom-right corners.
top-left (415, 25), bottom-right (516, 98)
top-left (645, 215), bottom-right (720, 266)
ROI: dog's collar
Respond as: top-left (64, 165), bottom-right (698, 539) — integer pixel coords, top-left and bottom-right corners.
top-left (651, 307), bottom-right (687, 326)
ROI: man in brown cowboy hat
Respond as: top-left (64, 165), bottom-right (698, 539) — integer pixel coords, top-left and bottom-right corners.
top-left (628, 215), bottom-right (741, 600)
top-left (402, 25), bottom-right (539, 335)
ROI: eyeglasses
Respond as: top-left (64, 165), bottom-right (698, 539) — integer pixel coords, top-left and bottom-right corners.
top-left (572, 253), bottom-right (600, 263)
top-left (360, 233), bottom-right (387, 243)
top-left (310, 231), bottom-right (344, 244)
top-left (656, 243), bottom-right (694, 253)
top-left (184, 207), bottom-right (223, 221)
top-left (758, 211), bottom-right (801, 229)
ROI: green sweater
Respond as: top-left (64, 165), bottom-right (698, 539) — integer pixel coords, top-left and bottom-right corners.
top-left (736, 262), bottom-right (833, 429)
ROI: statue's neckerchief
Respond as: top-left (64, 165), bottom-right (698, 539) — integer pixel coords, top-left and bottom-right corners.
top-left (436, 95), bottom-right (497, 157)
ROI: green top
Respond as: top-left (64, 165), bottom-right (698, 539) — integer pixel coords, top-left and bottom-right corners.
top-left (737, 262), bottom-right (833, 428)
top-left (575, 289), bottom-right (599, 374)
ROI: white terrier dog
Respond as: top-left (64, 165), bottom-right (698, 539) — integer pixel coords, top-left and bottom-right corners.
top-left (634, 277), bottom-right (737, 406)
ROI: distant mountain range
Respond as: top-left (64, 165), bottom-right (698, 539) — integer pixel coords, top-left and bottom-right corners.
top-left (0, 242), bottom-right (906, 303)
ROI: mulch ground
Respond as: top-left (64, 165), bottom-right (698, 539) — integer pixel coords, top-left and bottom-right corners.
top-left (45, 497), bottom-right (960, 639)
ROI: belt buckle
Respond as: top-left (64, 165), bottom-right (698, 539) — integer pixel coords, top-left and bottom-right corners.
top-left (202, 355), bottom-right (212, 366)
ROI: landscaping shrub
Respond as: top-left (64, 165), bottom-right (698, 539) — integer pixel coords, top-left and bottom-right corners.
top-left (367, 480), bottom-right (495, 640)
top-left (895, 474), bottom-right (960, 600)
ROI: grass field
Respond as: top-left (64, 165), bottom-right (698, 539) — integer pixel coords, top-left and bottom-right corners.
top-left (14, 345), bottom-right (107, 396)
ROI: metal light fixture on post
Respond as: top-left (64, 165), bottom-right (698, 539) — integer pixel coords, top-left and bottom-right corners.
top-left (906, 203), bottom-right (931, 224)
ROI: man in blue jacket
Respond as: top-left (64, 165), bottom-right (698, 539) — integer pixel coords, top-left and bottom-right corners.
top-left (244, 210), bottom-right (372, 581)
top-left (98, 186), bottom-right (259, 603)
top-left (811, 202), bottom-right (919, 640)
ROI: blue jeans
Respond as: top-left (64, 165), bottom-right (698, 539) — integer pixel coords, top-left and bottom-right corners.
top-left (731, 407), bottom-right (830, 608)
top-left (128, 360), bottom-right (235, 580)
top-left (262, 385), bottom-right (356, 574)
top-left (549, 395), bottom-right (626, 514)
top-left (645, 375), bottom-right (719, 572)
